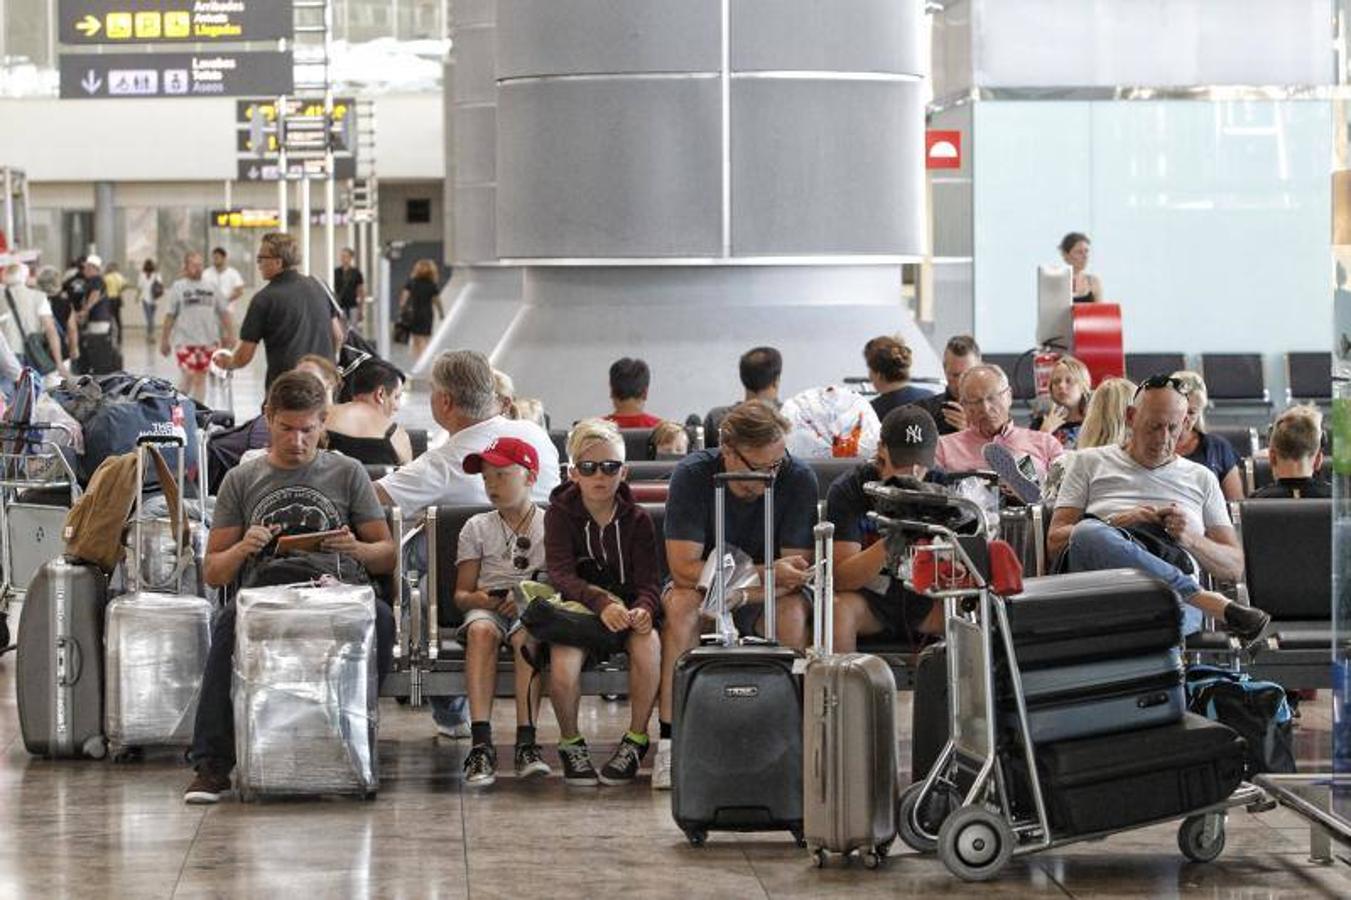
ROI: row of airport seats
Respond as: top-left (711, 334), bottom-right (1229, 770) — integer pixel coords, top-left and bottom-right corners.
top-left (546, 423), bottom-right (706, 462)
top-left (984, 351), bottom-right (1332, 431)
top-left (376, 455), bottom-right (1335, 706)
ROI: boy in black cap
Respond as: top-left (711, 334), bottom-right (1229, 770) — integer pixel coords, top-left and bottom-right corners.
top-left (824, 406), bottom-right (944, 651)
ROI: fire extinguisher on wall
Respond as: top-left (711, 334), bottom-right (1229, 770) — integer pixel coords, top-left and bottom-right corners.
top-left (1033, 349), bottom-right (1060, 401)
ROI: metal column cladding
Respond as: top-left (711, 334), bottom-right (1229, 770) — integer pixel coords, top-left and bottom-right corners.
top-left (491, 0), bottom-right (926, 262)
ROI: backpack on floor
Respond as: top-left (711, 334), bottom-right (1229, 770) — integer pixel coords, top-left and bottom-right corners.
top-left (1185, 665), bottom-right (1296, 777)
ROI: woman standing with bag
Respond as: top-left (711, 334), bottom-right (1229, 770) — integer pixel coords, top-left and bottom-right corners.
top-left (138, 259), bottom-right (163, 343)
top-left (398, 259), bottom-right (443, 363)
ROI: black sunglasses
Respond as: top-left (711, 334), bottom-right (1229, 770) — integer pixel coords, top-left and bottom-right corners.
top-left (1133, 374), bottom-right (1190, 399)
top-left (575, 459), bottom-right (623, 477)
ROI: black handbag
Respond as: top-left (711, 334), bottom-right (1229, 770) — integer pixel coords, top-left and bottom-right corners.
top-left (520, 596), bottom-right (627, 657)
top-left (5, 287), bottom-right (56, 375)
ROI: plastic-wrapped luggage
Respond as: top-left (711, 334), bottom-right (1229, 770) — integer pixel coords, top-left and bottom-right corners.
top-left (105, 592), bottom-right (212, 754)
top-left (232, 583), bottom-right (379, 800)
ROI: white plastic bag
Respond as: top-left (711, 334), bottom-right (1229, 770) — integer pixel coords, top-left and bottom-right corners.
top-left (781, 385), bottom-right (880, 459)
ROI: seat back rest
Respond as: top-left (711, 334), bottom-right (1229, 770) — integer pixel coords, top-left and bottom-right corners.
top-left (1200, 353), bottom-right (1267, 401)
top-left (1206, 425), bottom-right (1257, 459)
top-left (548, 429), bottom-right (569, 459)
top-left (1246, 456), bottom-right (1272, 495)
top-left (617, 428), bottom-right (656, 461)
top-left (1238, 499), bottom-right (1330, 620)
top-left (1125, 353), bottom-right (1187, 384)
top-left (983, 353), bottom-right (1037, 400)
top-left (407, 428), bottom-right (429, 460)
top-left (430, 504), bottom-right (494, 629)
top-left (1287, 351), bottom-right (1332, 401)
top-left (807, 457), bottom-right (859, 501)
top-left (643, 502), bottom-right (670, 583)
top-left (624, 459), bottom-right (679, 482)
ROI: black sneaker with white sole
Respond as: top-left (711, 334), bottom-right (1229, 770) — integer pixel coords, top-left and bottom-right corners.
top-left (464, 743), bottom-right (497, 787)
top-left (598, 735), bottom-right (649, 785)
top-left (557, 740), bottom-right (600, 786)
top-left (1223, 602), bottom-right (1271, 644)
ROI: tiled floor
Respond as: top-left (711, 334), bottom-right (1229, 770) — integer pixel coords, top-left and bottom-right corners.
top-left (2, 330), bottom-right (1348, 897)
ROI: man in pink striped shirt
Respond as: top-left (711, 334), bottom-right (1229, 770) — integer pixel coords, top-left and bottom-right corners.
top-left (936, 365), bottom-right (1064, 488)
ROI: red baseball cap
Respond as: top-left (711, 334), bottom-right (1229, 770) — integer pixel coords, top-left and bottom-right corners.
top-left (464, 436), bottom-right (540, 475)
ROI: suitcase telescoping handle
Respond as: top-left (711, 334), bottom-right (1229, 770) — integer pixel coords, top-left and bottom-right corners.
top-left (132, 433), bottom-right (187, 594)
top-left (810, 521), bottom-right (835, 656)
top-left (713, 471), bottom-right (776, 644)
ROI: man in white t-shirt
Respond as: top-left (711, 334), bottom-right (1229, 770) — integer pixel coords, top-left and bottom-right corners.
top-left (203, 247), bottom-right (246, 317)
top-left (373, 349), bottom-right (559, 738)
top-left (1, 262), bottom-right (70, 379)
top-left (1048, 376), bottom-right (1268, 640)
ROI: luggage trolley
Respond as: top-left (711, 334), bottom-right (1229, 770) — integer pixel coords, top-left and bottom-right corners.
top-left (0, 421), bottom-right (81, 642)
top-left (867, 485), bottom-right (1267, 882)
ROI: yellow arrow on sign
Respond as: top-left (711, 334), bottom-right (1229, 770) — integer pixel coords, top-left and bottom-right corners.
top-left (75, 14), bottom-right (101, 37)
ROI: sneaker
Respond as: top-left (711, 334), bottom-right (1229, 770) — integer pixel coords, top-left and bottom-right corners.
top-left (1223, 602), bottom-right (1271, 644)
top-left (437, 720), bottom-right (472, 740)
top-left (184, 767), bottom-right (232, 805)
top-left (557, 740), bottom-right (600, 786)
top-left (514, 742), bottom-right (552, 779)
top-left (599, 735), bottom-right (649, 785)
top-left (464, 744), bottom-right (497, 787)
top-left (651, 738), bottom-right (672, 791)
top-left (982, 443), bottom-right (1043, 505)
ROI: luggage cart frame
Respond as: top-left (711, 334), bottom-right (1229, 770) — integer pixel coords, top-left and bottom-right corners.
top-left (0, 422), bottom-right (80, 605)
top-left (870, 489), bottom-right (1267, 882)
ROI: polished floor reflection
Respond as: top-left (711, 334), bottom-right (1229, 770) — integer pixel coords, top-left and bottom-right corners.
top-left (0, 668), bottom-right (1347, 899)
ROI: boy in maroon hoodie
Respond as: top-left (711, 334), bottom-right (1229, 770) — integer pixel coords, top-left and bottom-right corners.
top-left (543, 419), bottom-right (662, 785)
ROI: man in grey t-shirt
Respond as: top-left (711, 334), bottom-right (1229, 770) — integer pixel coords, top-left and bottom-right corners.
top-left (1048, 378), bottom-right (1268, 641)
top-left (160, 251), bottom-right (234, 403)
top-left (185, 371), bottom-right (395, 805)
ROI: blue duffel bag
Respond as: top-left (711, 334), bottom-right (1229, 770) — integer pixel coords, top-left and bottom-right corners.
top-left (51, 373), bottom-right (201, 487)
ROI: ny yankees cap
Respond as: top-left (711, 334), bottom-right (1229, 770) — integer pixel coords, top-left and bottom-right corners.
top-left (880, 405), bottom-right (938, 467)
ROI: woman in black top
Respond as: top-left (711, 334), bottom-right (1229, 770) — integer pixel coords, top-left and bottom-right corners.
top-left (1060, 232), bottom-right (1104, 303)
top-left (399, 258), bottom-right (444, 362)
top-left (1171, 370), bottom-right (1244, 501)
top-left (325, 357), bottom-right (412, 466)
top-left (863, 334), bottom-right (933, 420)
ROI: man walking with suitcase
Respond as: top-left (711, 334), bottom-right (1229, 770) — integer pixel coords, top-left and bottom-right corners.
top-left (652, 400), bottom-right (818, 789)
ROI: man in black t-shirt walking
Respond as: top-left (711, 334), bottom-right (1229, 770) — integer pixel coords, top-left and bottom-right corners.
top-left (333, 246), bottom-right (366, 328)
top-left (213, 233), bottom-right (343, 389)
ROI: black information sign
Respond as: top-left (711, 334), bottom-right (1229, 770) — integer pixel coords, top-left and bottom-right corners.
top-left (59, 1), bottom-right (294, 45)
top-left (59, 51), bottom-right (293, 99)
top-left (235, 97), bottom-right (359, 181)
top-left (236, 158), bottom-right (357, 182)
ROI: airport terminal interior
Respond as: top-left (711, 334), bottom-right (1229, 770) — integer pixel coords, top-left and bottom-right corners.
top-left (0, 0), bottom-right (1350, 897)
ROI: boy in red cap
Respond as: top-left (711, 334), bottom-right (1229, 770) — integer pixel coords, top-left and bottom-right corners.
top-left (457, 437), bottom-right (549, 787)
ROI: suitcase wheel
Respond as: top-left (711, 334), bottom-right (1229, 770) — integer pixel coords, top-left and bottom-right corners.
top-left (938, 806), bottom-right (1014, 882)
top-left (684, 829), bottom-right (707, 847)
top-left (860, 849), bottom-right (882, 870)
top-left (1177, 813), bottom-right (1226, 864)
top-left (84, 737), bottom-right (107, 760)
top-left (898, 780), bottom-right (958, 854)
top-left (811, 848), bottom-right (828, 869)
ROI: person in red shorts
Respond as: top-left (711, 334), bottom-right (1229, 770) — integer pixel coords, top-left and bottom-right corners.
top-left (160, 251), bottom-right (235, 403)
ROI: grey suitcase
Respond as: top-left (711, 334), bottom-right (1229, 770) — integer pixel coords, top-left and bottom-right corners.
top-left (16, 557), bottom-right (109, 759)
top-left (803, 520), bottom-right (898, 868)
top-left (1008, 648), bottom-right (1186, 744)
top-left (104, 437), bottom-right (213, 757)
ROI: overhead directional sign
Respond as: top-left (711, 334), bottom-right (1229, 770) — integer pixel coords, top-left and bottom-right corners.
top-left (235, 97), bottom-right (358, 181)
top-left (236, 157), bottom-right (357, 183)
top-left (60, 51), bottom-right (293, 99)
top-left (59, 1), bottom-right (293, 45)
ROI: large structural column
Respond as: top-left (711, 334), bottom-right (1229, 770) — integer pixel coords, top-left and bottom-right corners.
top-left (93, 180), bottom-right (115, 260)
top-left (435, 0), bottom-right (931, 424)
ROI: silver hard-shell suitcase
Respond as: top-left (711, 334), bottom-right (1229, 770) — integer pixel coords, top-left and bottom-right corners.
top-left (233, 583), bottom-right (380, 800)
top-left (105, 436), bottom-right (213, 757)
top-left (803, 520), bottom-right (898, 868)
top-left (16, 557), bottom-right (109, 759)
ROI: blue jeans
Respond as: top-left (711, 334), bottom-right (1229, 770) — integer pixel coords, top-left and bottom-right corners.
top-left (1065, 518), bottom-right (1204, 635)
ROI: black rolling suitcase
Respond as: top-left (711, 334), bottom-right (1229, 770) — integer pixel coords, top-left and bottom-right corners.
top-left (1003, 569), bottom-right (1182, 669)
top-left (671, 471), bottom-right (805, 847)
top-left (910, 641), bottom-right (948, 783)
top-left (1009, 712), bottom-right (1246, 835)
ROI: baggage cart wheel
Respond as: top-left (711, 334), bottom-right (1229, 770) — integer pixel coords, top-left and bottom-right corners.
top-left (898, 780), bottom-right (959, 854)
top-left (938, 807), bottom-right (1015, 882)
top-left (685, 829), bottom-right (707, 847)
top-left (812, 848), bottom-right (828, 868)
top-left (861, 849), bottom-right (882, 870)
top-left (876, 839), bottom-right (893, 859)
top-left (1177, 814), bottom-right (1226, 863)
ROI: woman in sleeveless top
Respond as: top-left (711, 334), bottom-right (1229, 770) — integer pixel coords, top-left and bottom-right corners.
top-left (1059, 231), bottom-right (1104, 303)
top-left (326, 357), bottom-right (413, 466)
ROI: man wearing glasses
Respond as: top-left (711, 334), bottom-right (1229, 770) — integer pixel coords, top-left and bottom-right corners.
top-left (651, 400), bottom-right (819, 790)
top-left (1047, 375), bottom-right (1270, 641)
top-left (212, 233), bottom-right (344, 389)
top-left (935, 364), bottom-right (1064, 501)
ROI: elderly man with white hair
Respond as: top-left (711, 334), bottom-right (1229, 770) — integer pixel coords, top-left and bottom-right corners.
top-left (1, 261), bottom-right (71, 379)
top-left (1046, 374), bottom-right (1270, 641)
top-left (935, 363), bottom-right (1063, 500)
